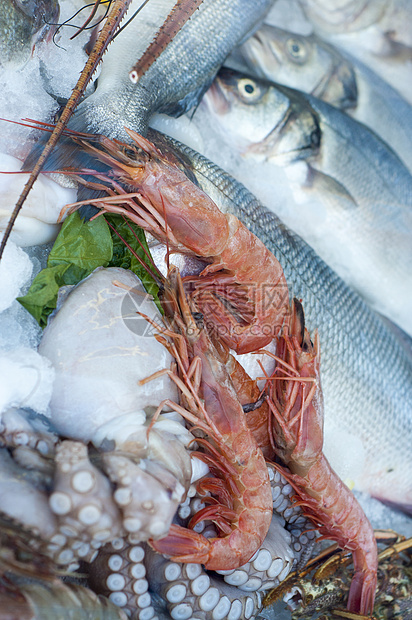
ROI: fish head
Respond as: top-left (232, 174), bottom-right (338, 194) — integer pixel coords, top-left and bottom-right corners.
top-left (204, 67), bottom-right (290, 157)
top-left (298, 0), bottom-right (387, 33)
top-left (204, 68), bottom-right (321, 166)
top-left (238, 25), bottom-right (358, 111)
top-left (239, 25), bottom-right (326, 90)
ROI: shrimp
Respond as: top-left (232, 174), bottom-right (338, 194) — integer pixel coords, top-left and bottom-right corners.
top-left (265, 299), bottom-right (378, 616)
top-left (225, 352), bottom-right (273, 459)
top-left (141, 268), bottom-right (273, 571)
top-left (60, 128), bottom-right (289, 354)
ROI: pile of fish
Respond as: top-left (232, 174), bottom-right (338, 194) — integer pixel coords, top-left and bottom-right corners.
top-left (0, 0), bottom-right (411, 619)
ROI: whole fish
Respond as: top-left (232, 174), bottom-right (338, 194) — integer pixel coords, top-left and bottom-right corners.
top-left (0, 0), bottom-right (59, 67)
top-left (232, 24), bottom-right (412, 172)
top-left (298, 0), bottom-right (412, 50)
top-left (146, 128), bottom-right (412, 515)
top-left (64, 0), bottom-right (274, 141)
top-left (199, 67), bottom-right (412, 338)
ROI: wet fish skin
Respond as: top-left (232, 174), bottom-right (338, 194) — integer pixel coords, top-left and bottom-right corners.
top-left (298, 0), bottom-right (412, 50)
top-left (69, 0), bottom-right (275, 141)
top-left (232, 23), bottom-right (412, 172)
top-left (147, 128), bottom-right (412, 514)
top-left (201, 67), bottom-right (412, 337)
top-left (0, 0), bottom-right (60, 67)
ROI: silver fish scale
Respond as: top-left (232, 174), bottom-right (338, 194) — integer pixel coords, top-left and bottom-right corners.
top-left (74, 0), bottom-right (276, 140)
top-left (149, 131), bottom-right (412, 511)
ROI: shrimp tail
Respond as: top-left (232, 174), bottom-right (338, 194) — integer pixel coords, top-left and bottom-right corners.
top-left (347, 558), bottom-right (377, 616)
top-left (149, 524), bottom-right (212, 564)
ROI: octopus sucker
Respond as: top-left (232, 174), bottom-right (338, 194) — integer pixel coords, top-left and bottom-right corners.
top-left (47, 440), bottom-right (123, 565)
top-left (101, 451), bottom-right (185, 539)
top-left (144, 544), bottom-right (262, 620)
top-left (88, 537), bottom-right (156, 619)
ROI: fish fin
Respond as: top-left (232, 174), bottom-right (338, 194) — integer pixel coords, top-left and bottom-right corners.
top-left (161, 82), bottom-right (213, 118)
top-left (23, 110), bottom-right (111, 221)
top-left (305, 167), bottom-right (358, 210)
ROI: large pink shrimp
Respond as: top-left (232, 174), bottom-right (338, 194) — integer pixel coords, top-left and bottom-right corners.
top-left (266, 299), bottom-right (378, 615)
top-left (140, 269), bottom-right (273, 570)
top-left (61, 127), bottom-right (289, 354)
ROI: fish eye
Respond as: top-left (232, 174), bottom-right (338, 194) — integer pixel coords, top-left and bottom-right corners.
top-left (286, 38), bottom-right (307, 62)
top-left (236, 78), bottom-right (263, 103)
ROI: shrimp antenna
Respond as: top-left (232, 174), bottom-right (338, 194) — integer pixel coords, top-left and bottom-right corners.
top-left (70, 0), bottom-right (109, 40)
top-left (129, 0), bottom-right (204, 83)
top-left (0, 0), bottom-right (132, 262)
top-left (49, 0), bottom-right (110, 48)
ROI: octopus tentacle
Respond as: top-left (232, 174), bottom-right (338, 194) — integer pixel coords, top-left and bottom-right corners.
top-left (2, 577), bottom-right (129, 619)
top-left (0, 408), bottom-right (58, 456)
top-left (0, 447), bottom-right (58, 540)
top-left (88, 537), bottom-right (157, 619)
top-left (144, 544), bottom-right (263, 620)
top-left (101, 452), bottom-right (186, 540)
top-left (266, 464), bottom-right (318, 568)
top-left (47, 440), bottom-right (123, 567)
top-left (215, 518), bottom-right (294, 592)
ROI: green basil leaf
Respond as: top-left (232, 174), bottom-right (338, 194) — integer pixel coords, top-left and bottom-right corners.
top-left (17, 264), bottom-right (71, 328)
top-left (18, 210), bottom-right (161, 327)
top-left (48, 211), bottom-right (112, 269)
top-left (106, 214), bottom-right (162, 313)
top-left (18, 212), bottom-right (113, 326)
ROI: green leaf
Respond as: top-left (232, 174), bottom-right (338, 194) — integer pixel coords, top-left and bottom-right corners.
top-left (18, 212), bottom-right (113, 327)
top-left (17, 264), bottom-right (71, 328)
top-left (105, 214), bottom-right (162, 313)
top-left (17, 210), bottom-right (161, 327)
top-left (48, 211), bottom-right (112, 270)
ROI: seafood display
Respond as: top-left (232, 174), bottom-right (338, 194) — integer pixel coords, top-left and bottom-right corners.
top-left (40, 127), bottom-right (380, 614)
top-left (145, 130), bottom-right (412, 513)
top-left (0, 1), bottom-right (411, 619)
top-left (200, 67), bottom-right (412, 337)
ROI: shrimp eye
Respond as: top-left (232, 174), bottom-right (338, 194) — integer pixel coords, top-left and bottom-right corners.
top-left (286, 38), bottom-right (307, 62)
top-left (236, 78), bottom-right (262, 103)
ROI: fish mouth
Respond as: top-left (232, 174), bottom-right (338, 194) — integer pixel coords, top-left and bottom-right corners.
top-left (203, 79), bottom-right (231, 116)
top-left (240, 32), bottom-right (282, 73)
